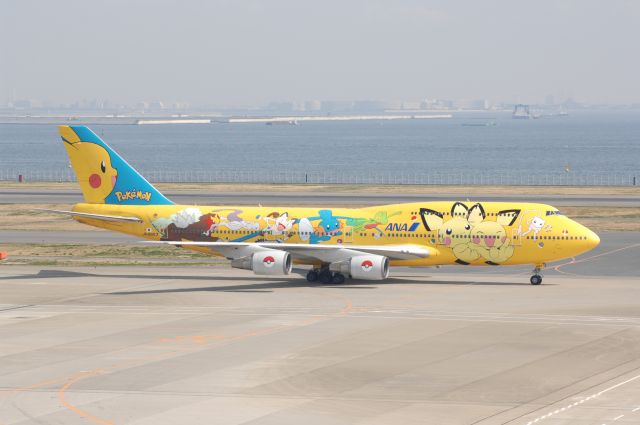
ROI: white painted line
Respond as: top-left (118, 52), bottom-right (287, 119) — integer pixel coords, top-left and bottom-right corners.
top-left (525, 373), bottom-right (640, 424)
top-left (614, 414), bottom-right (624, 420)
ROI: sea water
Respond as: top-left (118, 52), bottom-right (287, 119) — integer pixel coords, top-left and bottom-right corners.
top-left (1, 110), bottom-right (639, 183)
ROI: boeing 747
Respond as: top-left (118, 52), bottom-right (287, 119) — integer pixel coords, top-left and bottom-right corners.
top-left (44, 126), bottom-right (600, 285)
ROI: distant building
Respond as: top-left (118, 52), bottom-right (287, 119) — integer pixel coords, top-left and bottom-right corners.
top-left (149, 101), bottom-right (165, 110)
top-left (12, 99), bottom-right (32, 109)
top-left (304, 100), bottom-right (321, 112)
top-left (512, 104), bottom-right (530, 119)
top-left (420, 98), bottom-right (454, 110)
top-left (467, 99), bottom-right (491, 110)
top-left (400, 101), bottom-right (422, 110)
top-left (320, 101), bottom-right (354, 113)
top-left (267, 101), bottom-right (295, 113)
top-left (562, 98), bottom-right (582, 109)
top-left (353, 100), bottom-right (388, 111)
top-left (173, 102), bottom-right (190, 110)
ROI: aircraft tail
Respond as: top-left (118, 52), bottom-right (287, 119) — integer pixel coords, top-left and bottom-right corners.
top-left (59, 125), bottom-right (173, 205)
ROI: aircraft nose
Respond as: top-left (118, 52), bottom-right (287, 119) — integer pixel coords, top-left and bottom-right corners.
top-left (577, 223), bottom-right (600, 250)
top-left (586, 229), bottom-right (600, 249)
top-left (571, 221), bottom-right (600, 254)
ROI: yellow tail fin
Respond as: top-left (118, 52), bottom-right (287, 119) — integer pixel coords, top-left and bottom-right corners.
top-left (60, 126), bottom-right (173, 205)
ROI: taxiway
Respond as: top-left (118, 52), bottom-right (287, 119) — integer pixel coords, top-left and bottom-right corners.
top-left (1, 262), bottom-right (640, 424)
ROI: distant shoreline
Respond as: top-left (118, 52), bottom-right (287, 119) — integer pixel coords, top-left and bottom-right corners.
top-left (0, 113), bottom-right (454, 126)
top-left (1, 180), bottom-right (638, 195)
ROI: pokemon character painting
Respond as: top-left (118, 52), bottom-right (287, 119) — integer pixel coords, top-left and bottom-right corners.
top-left (45, 126), bottom-right (600, 285)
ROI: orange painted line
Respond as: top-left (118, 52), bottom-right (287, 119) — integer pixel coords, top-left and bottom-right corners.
top-left (573, 243), bottom-right (640, 263)
top-left (52, 322), bottom-right (313, 424)
top-left (10, 288), bottom-right (355, 425)
top-left (54, 348), bottom-right (186, 425)
top-left (0, 377), bottom-right (64, 397)
top-left (554, 243), bottom-right (640, 273)
top-left (553, 256), bottom-right (577, 274)
top-left (58, 370), bottom-right (114, 425)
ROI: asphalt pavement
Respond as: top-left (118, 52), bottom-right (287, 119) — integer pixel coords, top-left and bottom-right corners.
top-left (1, 188), bottom-right (639, 206)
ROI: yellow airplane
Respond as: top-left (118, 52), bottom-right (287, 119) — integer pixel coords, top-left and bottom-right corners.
top-left (45, 125), bottom-right (600, 285)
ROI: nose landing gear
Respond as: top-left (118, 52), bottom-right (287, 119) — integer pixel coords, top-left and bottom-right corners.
top-left (530, 264), bottom-right (545, 285)
top-left (530, 275), bottom-right (542, 285)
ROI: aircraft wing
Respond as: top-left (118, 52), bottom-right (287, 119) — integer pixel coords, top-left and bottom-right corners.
top-left (35, 209), bottom-right (143, 223)
top-left (145, 240), bottom-right (437, 261)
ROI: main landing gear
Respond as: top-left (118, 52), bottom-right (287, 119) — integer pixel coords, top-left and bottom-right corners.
top-left (306, 267), bottom-right (346, 284)
top-left (530, 264), bottom-right (545, 285)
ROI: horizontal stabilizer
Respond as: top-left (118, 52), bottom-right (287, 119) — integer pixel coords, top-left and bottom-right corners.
top-left (34, 208), bottom-right (143, 223)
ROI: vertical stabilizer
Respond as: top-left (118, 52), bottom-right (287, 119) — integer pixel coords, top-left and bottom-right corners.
top-left (60, 125), bottom-right (173, 205)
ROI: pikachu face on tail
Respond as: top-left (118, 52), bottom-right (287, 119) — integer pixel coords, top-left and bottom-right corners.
top-left (59, 126), bottom-right (172, 205)
top-left (60, 126), bottom-right (118, 203)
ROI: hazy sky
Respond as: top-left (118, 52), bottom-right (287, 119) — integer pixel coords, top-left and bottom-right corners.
top-left (2, 0), bottom-right (639, 106)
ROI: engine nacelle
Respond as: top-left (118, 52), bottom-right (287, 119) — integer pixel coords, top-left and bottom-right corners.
top-left (331, 254), bottom-right (389, 280)
top-left (231, 250), bottom-right (292, 276)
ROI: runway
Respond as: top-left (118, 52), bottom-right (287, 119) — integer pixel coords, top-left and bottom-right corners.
top-left (1, 265), bottom-right (640, 424)
top-left (1, 188), bottom-right (640, 207)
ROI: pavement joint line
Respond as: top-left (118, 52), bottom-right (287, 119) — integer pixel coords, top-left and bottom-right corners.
top-left (474, 334), bottom-right (640, 425)
top-left (2, 265), bottom-right (640, 423)
top-left (1, 285), bottom-right (354, 423)
top-left (555, 243), bottom-right (640, 270)
top-left (51, 300), bottom-right (353, 425)
top-left (16, 304), bottom-right (640, 321)
top-left (525, 373), bottom-right (640, 425)
top-left (0, 387), bottom-right (532, 405)
top-left (0, 305), bottom-right (34, 313)
top-left (346, 314), bottom-right (640, 327)
top-left (7, 305), bottom-right (640, 326)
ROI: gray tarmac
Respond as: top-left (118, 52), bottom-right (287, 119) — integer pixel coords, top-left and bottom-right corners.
top-left (1, 188), bottom-right (640, 206)
top-left (1, 189), bottom-right (639, 424)
top-left (1, 265), bottom-right (640, 425)
top-left (0, 230), bottom-right (139, 244)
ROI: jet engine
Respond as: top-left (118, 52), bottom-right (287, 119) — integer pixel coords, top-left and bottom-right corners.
top-left (231, 250), bottom-right (292, 276)
top-left (331, 254), bottom-right (390, 280)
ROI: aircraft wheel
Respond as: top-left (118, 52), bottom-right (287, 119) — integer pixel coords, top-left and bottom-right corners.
top-left (306, 269), bottom-right (319, 283)
top-left (332, 273), bottom-right (346, 285)
top-left (319, 270), bottom-right (333, 284)
top-left (530, 275), bottom-right (542, 285)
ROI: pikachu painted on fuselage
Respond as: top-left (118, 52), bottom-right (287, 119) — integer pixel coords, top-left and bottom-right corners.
top-left (468, 210), bottom-right (519, 264)
top-left (420, 202), bottom-right (484, 264)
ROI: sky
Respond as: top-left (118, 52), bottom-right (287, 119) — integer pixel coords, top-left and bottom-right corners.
top-left (1, 0), bottom-right (639, 106)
